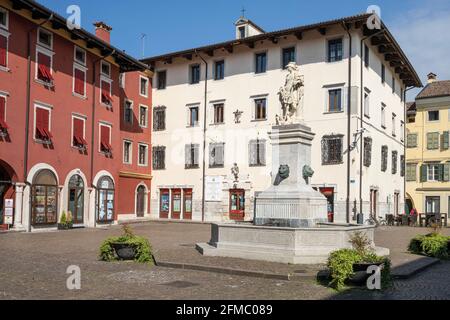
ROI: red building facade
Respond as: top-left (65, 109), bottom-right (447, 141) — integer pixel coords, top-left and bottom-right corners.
top-left (0, 0), bottom-right (152, 231)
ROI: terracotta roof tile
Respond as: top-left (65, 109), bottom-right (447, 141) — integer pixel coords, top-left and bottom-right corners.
top-left (416, 81), bottom-right (450, 99)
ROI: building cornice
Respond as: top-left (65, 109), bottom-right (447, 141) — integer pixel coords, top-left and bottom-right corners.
top-left (142, 13), bottom-right (421, 88)
top-left (119, 171), bottom-right (152, 180)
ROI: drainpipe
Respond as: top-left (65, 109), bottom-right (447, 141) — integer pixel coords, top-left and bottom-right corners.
top-left (24, 14), bottom-right (53, 233)
top-left (195, 49), bottom-right (208, 223)
top-left (359, 28), bottom-right (385, 220)
top-left (90, 50), bottom-right (115, 229)
top-left (342, 22), bottom-right (352, 224)
top-left (403, 86), bottom-right (415, 213)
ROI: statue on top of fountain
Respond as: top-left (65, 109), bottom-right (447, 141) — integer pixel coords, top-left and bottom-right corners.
top-left (276, 62), bottom-right (304, 125)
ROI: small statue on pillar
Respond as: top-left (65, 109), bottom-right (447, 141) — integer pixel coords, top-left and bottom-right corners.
top-left (231, 163), bottom-right (240, 189)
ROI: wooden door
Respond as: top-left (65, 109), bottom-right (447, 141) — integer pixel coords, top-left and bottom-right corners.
top-left (136, 186), bottom-right (146, 217)
top-left (183, 189), bottom-right (193, 220)
top-left (230, 189), bottom-right (245, 221)
top-left (171, 189), bottom-right (181, 220)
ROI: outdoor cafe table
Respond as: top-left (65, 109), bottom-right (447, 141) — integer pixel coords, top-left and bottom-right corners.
top-left (419, 213), bottom-right (448, 227)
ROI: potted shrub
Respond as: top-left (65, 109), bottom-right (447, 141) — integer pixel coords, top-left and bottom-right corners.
top-left (408, 232), bottom-right (449, 259)
top-left (327, 231), bottom-right (391, 290)
top-left (58, 211), bottom-right (73, 230)
top-left (99, 224), bottom-right (154, 264)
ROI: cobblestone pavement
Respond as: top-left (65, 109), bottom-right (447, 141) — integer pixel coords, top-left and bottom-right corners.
top-left (0, 222), bottom-right (449, 300)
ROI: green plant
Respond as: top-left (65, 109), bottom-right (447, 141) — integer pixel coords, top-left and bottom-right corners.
top-left (348, 231), bottom-right (373, 256)
top-left (408, 235), bottom-right (425, 254)
top-left (408, 233), bottom-right (450, 259)
top-left (60, 211), bottom-right (67, 225)
top-left (327, 249), bottom-right (392, 291)
top-left (420, 234), bottom-right (449, 259)
top-left (327, 249), bottom-right (362, 291)
top-left (66, 211), bottom-right (73, 224)
top-left (99, 225), bottom-right (154, 264)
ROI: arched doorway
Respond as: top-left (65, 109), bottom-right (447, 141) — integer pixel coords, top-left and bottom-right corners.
top-left (136, 185), bottom-right (146, 217)
top-left (405, 193), bottom-right (415, 215)
top-left (31, 169), bottom-right (58, 226)
top-left (96, 176), bottom-right (115, 223)
top-left (68, 175), bottom-right (84, 225)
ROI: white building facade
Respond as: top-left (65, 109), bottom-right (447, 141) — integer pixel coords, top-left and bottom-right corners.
top-left (144, 14), bottom-right (421, 224)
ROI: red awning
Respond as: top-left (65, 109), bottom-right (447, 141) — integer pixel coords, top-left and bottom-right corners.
top-left (74, 135), bottom-right (87, 146)
top-left (38, 65), bottom-right (54, 82)
top-left (102, 92), bottom-right (113, 104)
top-left (101, 141), bottom-right (112, 152)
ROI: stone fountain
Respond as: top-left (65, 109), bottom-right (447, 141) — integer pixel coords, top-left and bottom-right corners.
top-left (196, 63), bottom-right (389, 264)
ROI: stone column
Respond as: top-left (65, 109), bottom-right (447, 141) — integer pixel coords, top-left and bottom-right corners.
top-left (254, 123), bottom-right (328, 227)
top-left (12, 183), bottom-right (26, 231)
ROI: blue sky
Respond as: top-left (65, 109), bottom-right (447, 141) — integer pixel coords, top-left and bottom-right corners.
top-left (39, 0), bottom-right (450, 99)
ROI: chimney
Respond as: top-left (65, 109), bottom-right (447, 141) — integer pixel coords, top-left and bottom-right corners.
top-left (427, 72), bottom-right (437, 84)
top-left (93, 21), bottom-right (112, 44)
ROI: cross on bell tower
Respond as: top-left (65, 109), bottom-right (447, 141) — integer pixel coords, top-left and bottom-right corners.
top-left (241, 6), bottom-right (246, 18)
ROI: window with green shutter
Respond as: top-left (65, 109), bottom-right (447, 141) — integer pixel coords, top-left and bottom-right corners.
top-left (420, 165), bottom-right (427, 182)
top-left (427, 132), bottom-right (439, 150)
top-left (442, 131), bottom-right (449, 150)
top-left (443, 163), bottom-right (450, 182)
top-left (406, 164), bottom-right (417, 182)
top-left (407, 134), bottom-right (417, 148)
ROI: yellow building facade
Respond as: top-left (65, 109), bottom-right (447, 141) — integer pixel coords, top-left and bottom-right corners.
top-left (406, 73), bottom-right (450, 221)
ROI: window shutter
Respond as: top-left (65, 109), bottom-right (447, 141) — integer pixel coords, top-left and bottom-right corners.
top-left (438, 164), bottom-right (445, 182)
top-left (217, 144), bottom-right (224, 166)
top-left (420, 165), bottom-right (428, 182)
top-left (74, 68), bottom-right (85, 95)
top-left (444, 163), bottom-right (450, 182)
top-left (434, 133), bottom-right (439, 149)
top-left (0, 35), bottom-right (6, 67)
top-left (442, 131), bottom-right (449, 150)
top-left (249, 141), bottom-right (256, 166)
top-left (194, 144), bottom-right (199, 166)
top-left (100, 125), bottom-right (111, 151)
top-left (161, 147), bottom-right (166, 169)
top-left (259, 140), bottom-right (266, 166)
top-left (38, 52), bottom-right (52, 81)
top-left (73, 118), bottom-right (86, 145)
top-left (322, 138), bottom-right (329, 164)
top-left (209, 144), bottom-right (215, 167)
top-left (427, 133), bottom-right (432, 150)
top-left (185, 144), bottom-right (191, 167)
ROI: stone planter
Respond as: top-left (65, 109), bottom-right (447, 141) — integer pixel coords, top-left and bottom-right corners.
top-left (57, 223), bottom-right (73, 230)
top-left (111, 243), bottom-right (136, 261)
top-left (348, 262), bottom-right (384, 286)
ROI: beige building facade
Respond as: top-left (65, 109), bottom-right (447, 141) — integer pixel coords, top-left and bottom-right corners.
top-left (406, 73), bottom-right (450, 220)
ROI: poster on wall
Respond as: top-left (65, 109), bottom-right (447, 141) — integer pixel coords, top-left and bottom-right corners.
top-left (205, 176), bottom-right (223, 202)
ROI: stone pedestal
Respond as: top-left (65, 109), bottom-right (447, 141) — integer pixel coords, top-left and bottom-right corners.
top-left (254, 123), bottom-right (328, 227)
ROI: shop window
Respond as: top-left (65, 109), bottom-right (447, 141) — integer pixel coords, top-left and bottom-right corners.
top-left (31, 169), bottom-right (58, 225)
top-left (96, 176), bottom-right (114, 222)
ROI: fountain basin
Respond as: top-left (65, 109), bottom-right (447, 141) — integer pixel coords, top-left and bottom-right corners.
top-left (196, 222), bottom-right (389, 265)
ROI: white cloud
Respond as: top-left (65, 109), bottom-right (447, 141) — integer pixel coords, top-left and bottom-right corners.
top-left (389, 5), bottom-right (450, 99)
